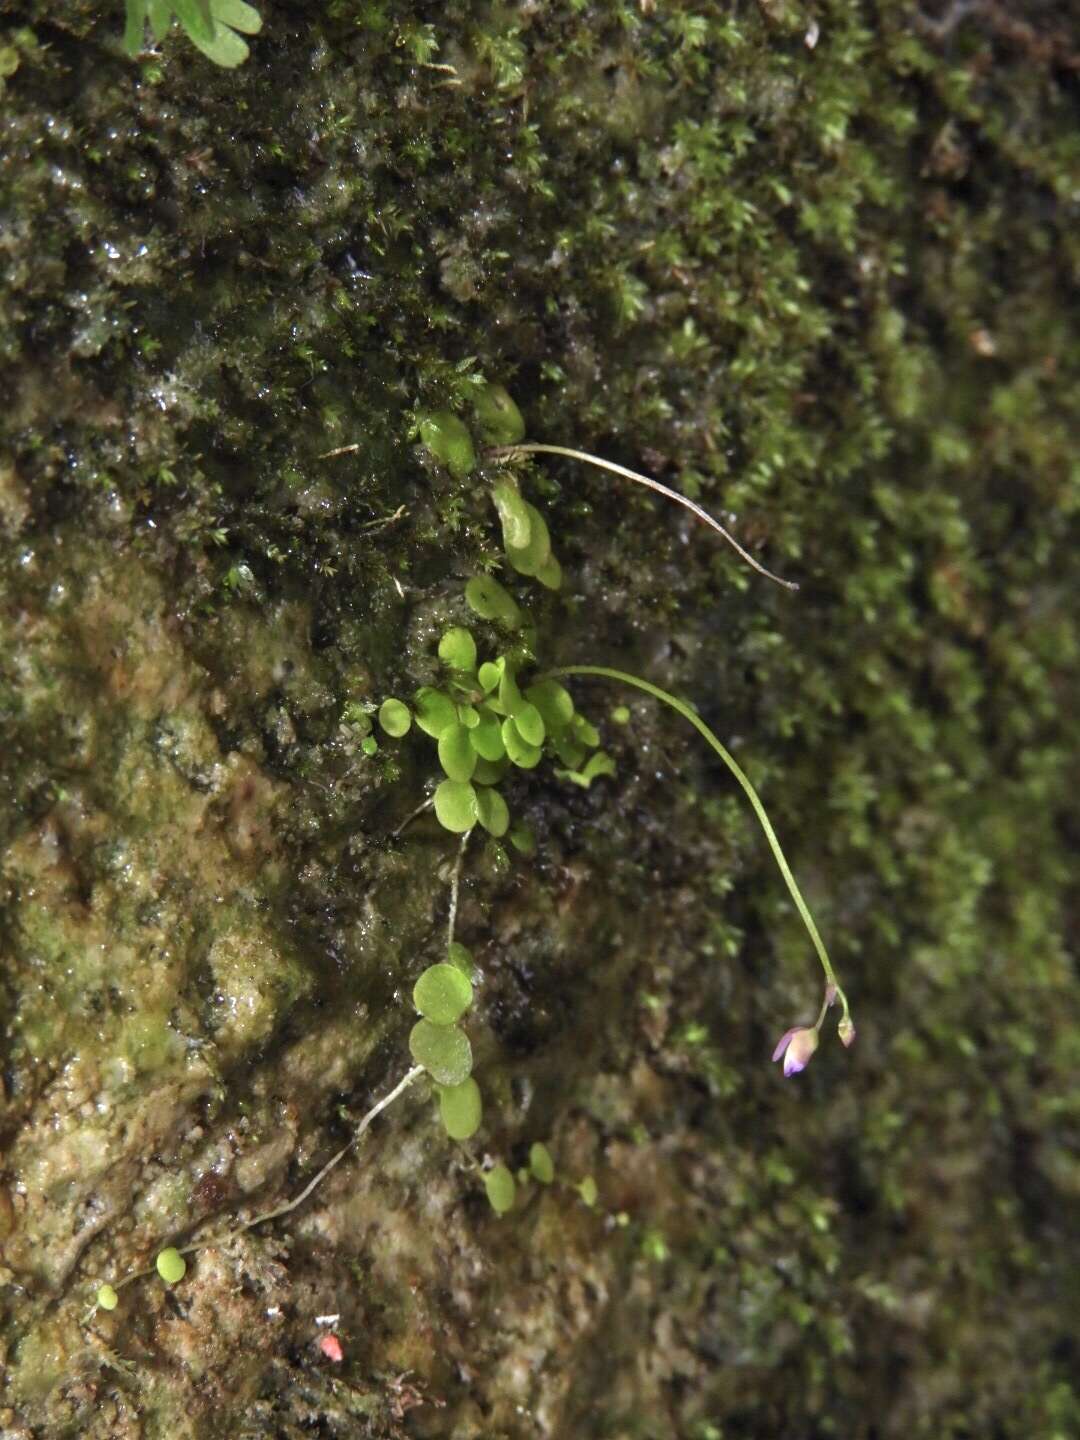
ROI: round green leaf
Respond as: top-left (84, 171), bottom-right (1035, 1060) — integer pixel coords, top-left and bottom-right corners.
top-left (438, 626), bottom-right (477, 672)
top-left (611, 705), bottom-right (631, 725)
top-left (526, 679), bottom-right (574, 732)
top-left (477, 660), bottom-right (503, 693)
top-left (409, 1019), bottom-right (473, 1085)
top-left (457, 703), bottom-right (480, 729)
top-left (419, 411), bottom-right (476, 479)
top-left (529, 1142), bottom-right (555, 1185)
top-left (413, 962), bottom-right (473, 1025)
top-left (484, 1163), bottom-right (516, 1216)
top-left (475, 786), bottom-right (509, 838)
top-left (469, 707), bottom-right (506, 761)
top-left (465, 575), bottom-right (522, 629)
top-left (378, 698), bottom-right (412, 737)
top-left (438, 1077), bottom-right (483, 1141)
top-left (214, 0), bottom-right (263, 37)
top-left (498, 664), bottom-right (525, 716)
top-left (96, 1284), bottom-right (119, 1311)
top-left (438, 723), bottom-right (477, 783)
top-left (187, 17), bottom-right (252, 66)
top-left (512, 701), bottom-right (545, 747)
top-left (472, 755), bottom-right (510, 786)
top-left (414, 686), bottom-right (458, 738)
top-left (447, 941), bottom-right (475, 978)
top-left (156, 1248), bottom-right (186, 1285)
top-left (361, 736), bottom-right (379, 757)
top-left (492, 482), bottom-right (532, 551)
top-left (434, 779), bottom-right (478, 832)
top-left (509, 822), bottom-right (536, 856)
top-left (473, 383), bottom-right (525, 446)
top-left (502, 718), bottom-right (542, 769)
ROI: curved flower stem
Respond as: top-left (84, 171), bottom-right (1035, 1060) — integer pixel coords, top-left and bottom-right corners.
top-left (489, 442), bottom-right (799, 592)
top-left (546, 664), bottom-right (850, 1024)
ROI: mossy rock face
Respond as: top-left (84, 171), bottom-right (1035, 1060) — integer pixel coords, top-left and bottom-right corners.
top-left (2, 3), bottom-right (1078, 1438)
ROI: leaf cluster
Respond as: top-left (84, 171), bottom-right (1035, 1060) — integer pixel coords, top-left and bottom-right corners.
top-left (379, 623), bottom-right (614, 838)
top-left (123, 0), bottom-right (262, 67)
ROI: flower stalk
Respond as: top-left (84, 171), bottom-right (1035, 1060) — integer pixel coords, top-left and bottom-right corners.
top-left (545, 664), bottom-right (853, 1038)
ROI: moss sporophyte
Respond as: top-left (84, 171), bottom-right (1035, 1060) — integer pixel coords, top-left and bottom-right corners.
top-left (83, 383), bottom-right (852, 1318)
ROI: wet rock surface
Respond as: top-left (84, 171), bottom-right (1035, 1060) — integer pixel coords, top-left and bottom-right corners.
top-left (1, 3), bottom-right (1078, 1436)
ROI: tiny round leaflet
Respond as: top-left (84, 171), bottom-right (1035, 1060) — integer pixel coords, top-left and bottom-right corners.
top-left (529, 1142), bottom-right (555, 1185)
top-left (484, 1163), bottom-right (516, 1215)
top-left (413, 963), bottom-right (473, 1025)
top-left (438, 1077), bottom-right (483, 1140)
top-left (378, 698), bottom-right (411, 737)
top-left (409, 1020), bottom-right (473, 1085)
top-left (434, 778), bottom-right (479, 832)
top-left (439, 626), bottom-right (477, 672)
top-left (156, 1247), bottom-right (187, 1285)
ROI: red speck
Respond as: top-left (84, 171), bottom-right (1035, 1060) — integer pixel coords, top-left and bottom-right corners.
top-left (319, 1334), bottom-right (344, 1363)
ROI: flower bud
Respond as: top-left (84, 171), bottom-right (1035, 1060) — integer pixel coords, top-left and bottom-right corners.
top-left (838, 1017), bottom-right (856, 1048)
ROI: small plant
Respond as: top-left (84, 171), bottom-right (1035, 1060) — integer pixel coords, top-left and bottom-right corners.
top-left (122, 0), bottom-right (262, 67)
top-left (80, 382), bottom-right (853, 1322)
top-left (382, 389), bottom-right (853, 1052)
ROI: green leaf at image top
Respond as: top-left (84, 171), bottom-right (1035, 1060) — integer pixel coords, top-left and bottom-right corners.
top-left (434, 778), bottom-right (478, 832)
top-left (173, 0), bottom-right (215, 41)
top-left (419, 411), bottom-right (476, 479)
top-left (409, 1019), bottom-right (473, 1085)
top-left (438, 626), bottom-right (477, 672)
top-left (465, 576), bottom-right (521, 629)
top-left (378, 698), bottom-right (411, 737)
top-left (484, 1163), bottom-right (516, 1216)
top-left (414, 963), bottom-right (473, 1025)
top-left (127, 0), bottom-right (262, 65)
top-left (438, 1077), bottom-right (482, 1140)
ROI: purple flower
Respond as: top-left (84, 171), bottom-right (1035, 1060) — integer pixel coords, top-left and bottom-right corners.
top-left (772, 1025), bottom-right (819, 1077)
